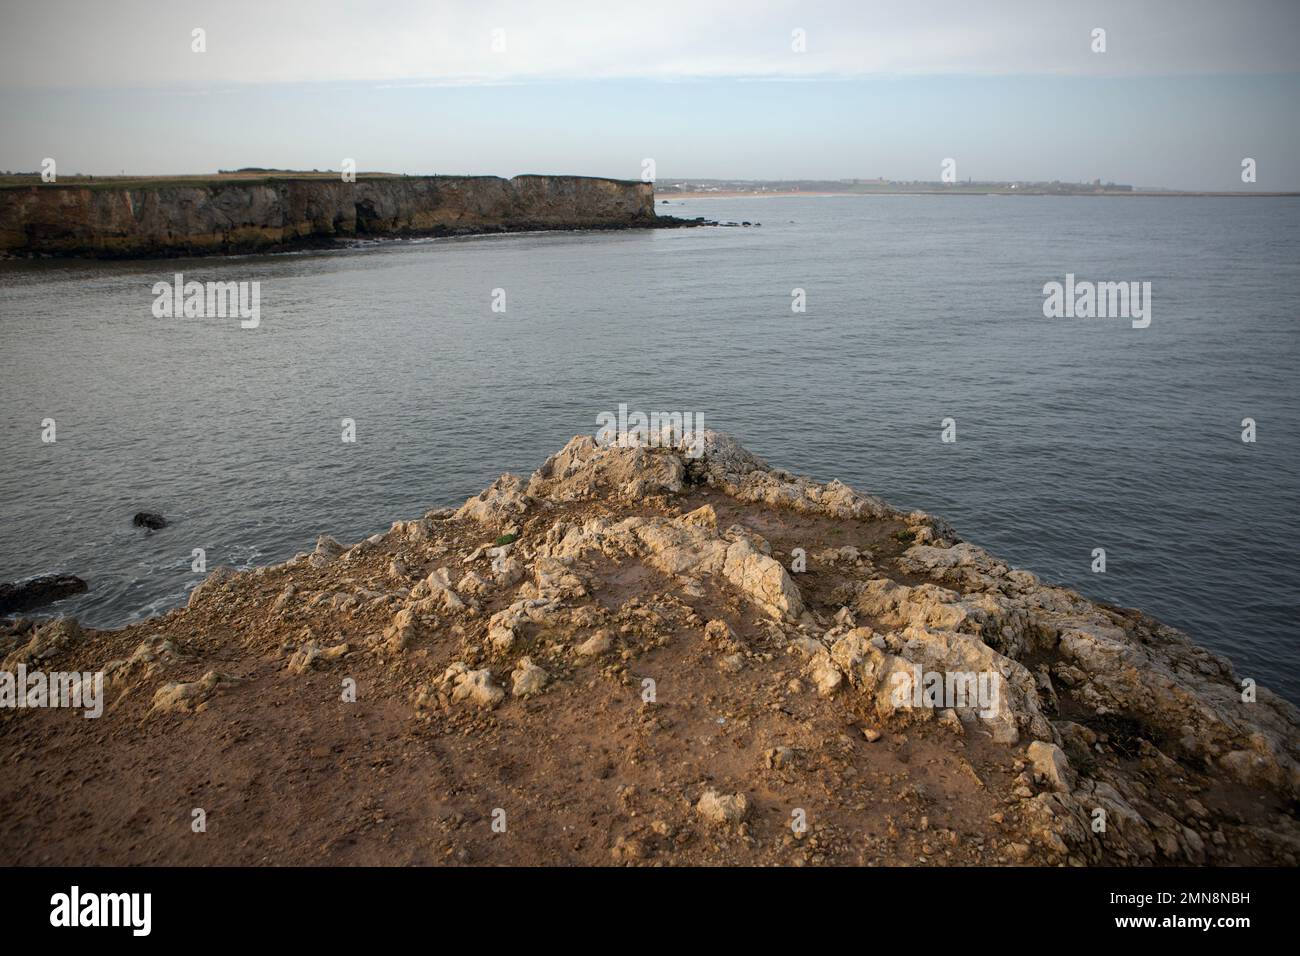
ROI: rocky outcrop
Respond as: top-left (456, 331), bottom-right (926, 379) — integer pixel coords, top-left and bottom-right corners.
top-left (2, 616), bottom-right (83, 669)
top-left (132, 511), bottom-right (167, 530)
top-left (0, 574), bottom-right (87, 614)
top-left (0, 174), bottom-right (695, 258)
top-left (2, 430), bottom-right (1296, 867)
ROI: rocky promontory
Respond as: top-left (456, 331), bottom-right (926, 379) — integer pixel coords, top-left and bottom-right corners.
top-left (0, 173), bottom-right (697, 258)
top-left (1, 432), bottom-right (1296, 865)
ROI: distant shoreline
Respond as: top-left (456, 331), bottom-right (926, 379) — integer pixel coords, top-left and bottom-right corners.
top-left (0, 174), bottom-right (708, 259)
top-left (661, 191), bottom-right (854, 200)
top-left (661, 189), bottom-right (1300, 199)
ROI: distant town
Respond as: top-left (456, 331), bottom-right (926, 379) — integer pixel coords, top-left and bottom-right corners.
top-left (656, 178), bottom-right (1295, 197)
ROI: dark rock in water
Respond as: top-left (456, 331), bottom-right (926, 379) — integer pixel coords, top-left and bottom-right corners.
top-left (133, 511), bottom-right (167, 530)
top-left (0, 574), bottom-right (88, 614)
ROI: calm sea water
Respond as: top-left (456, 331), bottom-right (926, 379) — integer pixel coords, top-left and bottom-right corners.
top-left (1, 195), bottom-right (1297, 702)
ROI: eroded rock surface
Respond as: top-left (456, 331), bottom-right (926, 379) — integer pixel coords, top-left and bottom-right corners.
top-left (0, 175), bottom-right (691, 258)
top-left (1, 430), bottom-right (1295, 867)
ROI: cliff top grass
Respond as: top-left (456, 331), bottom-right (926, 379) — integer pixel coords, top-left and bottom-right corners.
top-left (0, 170), bottom-right (404, 190)
top-left (0, 170), bottom-right (646, 191)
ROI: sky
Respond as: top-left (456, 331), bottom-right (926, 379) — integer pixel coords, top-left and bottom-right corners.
top-left (1, 0), bottom-right (1298, 189)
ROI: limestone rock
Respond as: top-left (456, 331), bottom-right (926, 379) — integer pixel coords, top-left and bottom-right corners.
top-left (409, 568), bottom-right (465, 611)
top-left (99, 637), bottom-right (183, 699)
top-left (939, 708), bottom-right (965, 735)
top-left (309, 535), bottom-right (345, 568)
top-left (527, 434), bottom-right (686, 503)
top-left (3, 617), bottom-right (83, 669)
top-left (449, 666), bottom-right (504, 709)
top-left (696, 790), bottom-right (749, 826)
top-left (457, 571), bottom-right (490, 596)
top-left (288, 641), bottom-right (349, 674)
top-left (765, 747), bottom-right (797, 769)
top-left (624, 507), bottom-right (803, 620)
top-left (383, 607), bottom-right (417, 652)
top-left (492, 555), bottom-right (524, 587)
top-left (1027, 741), bottom-right (1071, 792)
top-left (0, 175), bottom-right (664, 258)
top-left (577, 629), bottom-right (614, 658)
top-left (187, 566), bottom-right (236, 609)
top-left (389, 519), bottom-right (432, 544)
top-left (456, 473), bottom-right (532, 526)
top-left (150, 671), bottom-right (224, 714)
top-left (510, 657), bottom-right (549, 697)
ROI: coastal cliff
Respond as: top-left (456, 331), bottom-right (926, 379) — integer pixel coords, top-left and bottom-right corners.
top-left (2, 432), bottom-right (1296, 865)
top-left (0, 174), bottom-right (680, 258)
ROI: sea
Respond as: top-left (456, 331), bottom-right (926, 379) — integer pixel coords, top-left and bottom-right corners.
top-left (2, 194), bottom-right (1297, 702)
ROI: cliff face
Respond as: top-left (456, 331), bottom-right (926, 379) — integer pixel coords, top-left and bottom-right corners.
top-left (2, 431), bottom-right (1297, 866)
top-left (0, 175), bottom-right (663, 258)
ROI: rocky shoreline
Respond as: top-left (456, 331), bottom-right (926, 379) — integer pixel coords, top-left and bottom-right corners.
top-left (1, 432), bottom-right (1296, 865)
top-left (0, 174), bottom-right (706, 259)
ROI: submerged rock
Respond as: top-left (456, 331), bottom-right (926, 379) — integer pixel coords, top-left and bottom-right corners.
top-left (0, 574), bottom-right (87, 614)
top-left (132, 511), bottom-right (167, 530)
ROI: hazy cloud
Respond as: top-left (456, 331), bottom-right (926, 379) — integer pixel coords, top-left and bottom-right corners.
top-left (2, 0), bottom-right (1298, 91)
